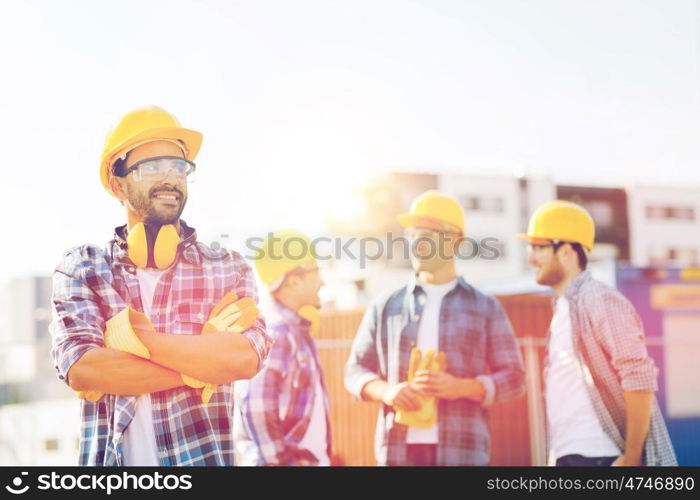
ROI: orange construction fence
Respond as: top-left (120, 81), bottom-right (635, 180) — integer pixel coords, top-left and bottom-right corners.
top-left (316, 293), bottom-right (553, 466)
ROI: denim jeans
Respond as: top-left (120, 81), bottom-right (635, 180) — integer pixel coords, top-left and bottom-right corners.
top-left (556, 454), bottom-right (618, 466)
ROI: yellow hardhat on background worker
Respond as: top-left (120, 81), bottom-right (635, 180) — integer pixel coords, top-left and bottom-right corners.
top-left (255, 230), bottom-right (322, 334)
top-left (397, 190), bottom-right (465, 236)
top-left (517, 200), bottom-right (595, 251)
top-left (255, 231), bottom-right (318, 292)
top-left (100, 106), bottom-right (203, 196)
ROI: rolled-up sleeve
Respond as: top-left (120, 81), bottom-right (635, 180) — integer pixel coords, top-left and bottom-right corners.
top-left (49, 254), bottom-right (105, 385)
top-left (592, 290), bottom-right (658, 392)
top-left (482, 298), bottom-right (526, 405)
top-left (345, 302), bottom-right (381, 400)
top-left (231, 251), bottom-right (272, 372)
top-left (238, 330), bottom-right (293, 465)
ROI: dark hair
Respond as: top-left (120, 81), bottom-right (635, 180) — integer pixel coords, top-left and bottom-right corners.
top-left (570, 242), bottom-right (588, 270)
top-left (553, 241), bottom-right (588, 270)
top-left (110, 154), bottom-right (129, 206)
top-left (112, 155), bottom-right (128, 177)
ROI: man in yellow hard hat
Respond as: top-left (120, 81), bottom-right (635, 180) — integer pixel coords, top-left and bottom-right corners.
top-left (345, 190), bottom-right (525, 465)
top-left (518, 200), bottom-right (676, 466)
top-left (48, 105), bottom-right (272, 466)
top-left (233, 231), bottom-right (332, 466)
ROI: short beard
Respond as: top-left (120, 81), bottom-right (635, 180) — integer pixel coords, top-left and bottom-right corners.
top-left (125, 183), bottom-right (187, 225)
top-left (537, 259), bottom-right (565, 287)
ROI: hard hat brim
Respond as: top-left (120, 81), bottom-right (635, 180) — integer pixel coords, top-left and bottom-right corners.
top-left (397, 214), bottom-right (463, 235)
top-left (516, 232), bottom-right (593, 251)
top-left (516, 233), bottom-right (537, 242)
top-left (101, 127), bottom-right (203, 195)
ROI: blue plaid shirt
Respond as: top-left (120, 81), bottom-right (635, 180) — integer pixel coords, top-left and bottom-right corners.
top-left (234, 301), bottom-right (332, 465)
top-left (345, 275), bottom-right (525, 465)
top-left (49, 221), bottom-right (272, 466)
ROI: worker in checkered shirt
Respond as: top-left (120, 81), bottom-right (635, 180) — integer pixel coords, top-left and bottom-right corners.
top-left (234, 231), bottom-right (332, 466)
top-left (345, 190), bottom-right (526, 466)
top-left (49, 106), bottom-right (271, 466)
top-left (519, 200), bottom-right (677, 466)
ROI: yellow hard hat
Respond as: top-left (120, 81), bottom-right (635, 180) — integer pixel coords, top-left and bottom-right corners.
top-left (397, 190), bottom-right (465, 236)
top-left (255, 231), bottom-right (318, 291)
top-left (100, 106), bottom-right (203, 195)
top-left (517, 200), bottom-right (595, 251)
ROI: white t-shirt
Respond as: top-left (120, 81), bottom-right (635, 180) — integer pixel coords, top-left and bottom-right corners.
top-left (406, 278), bottom-right (457, 444)
top-left (122, 268), bottom-right (165, 466)
top-left (296, 374), bottom-right (330, 465)
top-left (545, 296), bottom-right (620, 462)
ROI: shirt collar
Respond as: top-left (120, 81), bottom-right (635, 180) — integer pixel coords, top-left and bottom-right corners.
top-left (271, 300), bottom-right (310, 330)
top-left (406, 273), bottom-right (470, 296)
top-left (564, 270), bottom-right (592, 300)
top-left (111, 219), bottom-right (201, 270)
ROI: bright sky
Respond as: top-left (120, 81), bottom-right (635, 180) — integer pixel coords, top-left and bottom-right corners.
top-left (1, 0), bottom-right (700, 284)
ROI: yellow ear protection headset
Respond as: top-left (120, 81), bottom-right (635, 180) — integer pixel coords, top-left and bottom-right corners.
top-left (297, 304), bottom-right (321, 336)
top-left (126, 222), bottom-right (181, 269)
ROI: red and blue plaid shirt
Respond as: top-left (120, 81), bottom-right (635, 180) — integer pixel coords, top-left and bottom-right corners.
top-left (234, 301), bottom-right (332, 465)
top-left (49, 221), bottom-right (271, 466)
top-left (556, 271), bottom-right (677, 466)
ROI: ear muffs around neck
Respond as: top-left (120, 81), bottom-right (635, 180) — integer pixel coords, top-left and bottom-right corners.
top-left (126, 222), bottom-right (180, 269)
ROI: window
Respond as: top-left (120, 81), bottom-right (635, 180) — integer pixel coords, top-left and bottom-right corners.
top-left (645, 205), bottom-right (695, 221)
top-left (461, 196), bottom-right (479, 211)
top-left (459, 196), bottom-right (504, 213)
top-left (584, 201), bottom-right (614, 228)
top-left (648, 247), bottom-right (699, 266)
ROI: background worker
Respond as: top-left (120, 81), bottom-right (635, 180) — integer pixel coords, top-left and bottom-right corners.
top-left (518, 200), bottom-right (677, 466)
top-left (345, 190), bottom-right (525, 466)
top-left (49, 105), bottom-right (271, 466)
top-left (234, 231), bottom-right (332, 466)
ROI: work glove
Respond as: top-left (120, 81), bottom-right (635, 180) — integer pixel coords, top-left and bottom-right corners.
top-left (394, 347), bottom-right (447, 428)
top-left (104, 307), bottom-right (154, 358)
top-left (75, 390), bottom-right (104, 402)
top-left (181, 292), bottom-right (259, 403)
top-left (75, 307), bottom-right (155, 402)
top-left (76, 297), bottom-right (259, 404)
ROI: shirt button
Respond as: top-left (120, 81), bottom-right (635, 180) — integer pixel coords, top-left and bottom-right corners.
top-left (197, 312), bottom-right (204, 320)
top-left (413, 315), bottom-right (420, 322)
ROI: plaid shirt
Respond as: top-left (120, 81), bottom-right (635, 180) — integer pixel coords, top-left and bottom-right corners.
top-left (345, 275), bottom-right (526, 466)
top-left (234, 301), bottom-right (332, 465)
top-left (49, 221), bottom-right (271, 466)
top-left (551, 271), bottom-right (677, 466)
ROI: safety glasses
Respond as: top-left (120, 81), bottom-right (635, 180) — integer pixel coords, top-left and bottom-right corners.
top-left (119, 156), bottom-right (196, 183)
top-left (527, 240), bottom-right (564, 253)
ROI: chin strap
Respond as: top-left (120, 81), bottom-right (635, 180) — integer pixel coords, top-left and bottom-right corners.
top-left (126, 222), bottom-right (180, 269)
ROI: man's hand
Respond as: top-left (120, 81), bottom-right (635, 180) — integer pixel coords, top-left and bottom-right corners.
top-left (202, 295), bottom-right (258, 334)
top-left (105, 307), bottom-right (153, 358)
top-left (181, 293), bottom-right (260, 402)
top-left (611, 452), bottom-right (642, 466)
top-left (412, 370), bottom-right (485, 402)
top-left (382, 381), bottom-right (422, 411)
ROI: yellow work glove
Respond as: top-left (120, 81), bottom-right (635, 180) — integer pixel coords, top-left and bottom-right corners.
top-left (180, 292), bottom-right (259, 403)
top-left (75, 307), bottom-right (155, 402)
top-left (394, 348), bottom-right (447, 428)
top-left (104, 307), bottom-right (153, 358)
top-left (75, 390), bottom-right (104, 402)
